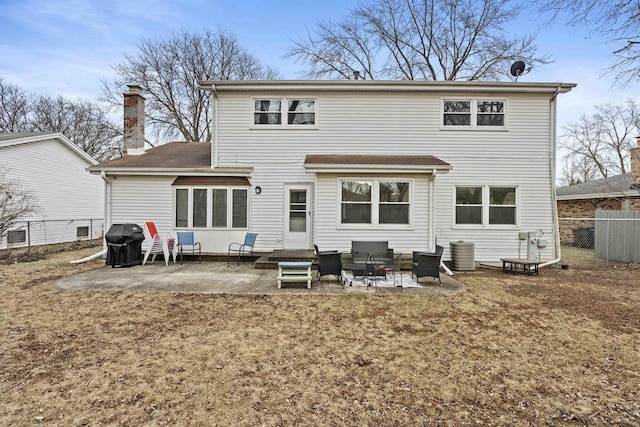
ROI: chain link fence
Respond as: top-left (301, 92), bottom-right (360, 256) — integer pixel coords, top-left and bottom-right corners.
top-left (0, 218), bottom-right (104, 262)
top-left (559, 212), bottom-right (640, 264)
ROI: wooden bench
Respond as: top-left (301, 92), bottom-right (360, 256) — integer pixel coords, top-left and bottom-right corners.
top-left (501, 258), bottom-right (540, 275)
top-left (277, 262), bottom-right (313, 289)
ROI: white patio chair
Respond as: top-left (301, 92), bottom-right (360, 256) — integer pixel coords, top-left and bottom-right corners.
top-left (142, 221), bottom-right (177, 266)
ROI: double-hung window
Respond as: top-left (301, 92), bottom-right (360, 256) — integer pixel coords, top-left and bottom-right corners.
top-left (443, 99), bottom-right (506, 128)
top-left (175, 187), bottom-right (249, 229)
top-left (253, 98), bottom-right (316, 127)
top-left (455, 185), bottom-right (517, 226)
top-left (340, 179), bottom-right (412, 226)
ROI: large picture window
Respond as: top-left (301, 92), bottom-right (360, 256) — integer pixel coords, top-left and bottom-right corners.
top-left (341, 179), bottom-right (411, 226)
top-left (175, 187), bottom-right (249, 229)
top-left (443, 99), bottom-right (506, 128)
top-left (253, 98), bottom-right (316, 127)
top-left (455, 185), bottom-right (517, 226)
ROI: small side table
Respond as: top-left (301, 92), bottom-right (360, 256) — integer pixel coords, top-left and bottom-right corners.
top-left (277, 262), bottom-right (313, 289)
top-left (500, 258), bottom-right (540, 275)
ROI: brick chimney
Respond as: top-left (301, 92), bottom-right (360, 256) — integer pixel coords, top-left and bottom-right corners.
top-left (123, 84), bottom-right (145, 155)
top-left (631, 137), bottom-right (640, 188)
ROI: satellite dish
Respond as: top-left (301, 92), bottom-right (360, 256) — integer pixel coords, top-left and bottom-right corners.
top-left (510, 61), bottom-right (526, 81)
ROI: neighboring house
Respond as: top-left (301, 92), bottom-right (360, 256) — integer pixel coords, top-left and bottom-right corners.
top-left (0, 132), bottom-right (104, 249)
top-left (556, 142), bottom-right (640, 243)
top-left (89, 81), bottom-right (575, 263)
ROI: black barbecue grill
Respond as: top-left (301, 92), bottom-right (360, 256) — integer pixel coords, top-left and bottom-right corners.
top-left (105, 223), bottom-right (145, 267)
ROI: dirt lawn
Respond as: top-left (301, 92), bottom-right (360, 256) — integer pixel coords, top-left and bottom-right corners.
top-left (0, 245), bottom-right (638, 426)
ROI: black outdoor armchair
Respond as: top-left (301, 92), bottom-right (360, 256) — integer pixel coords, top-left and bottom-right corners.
top-left (412, 245), bottom-right (444, 285)
top-left (314, 244), bottom-right (343, 283)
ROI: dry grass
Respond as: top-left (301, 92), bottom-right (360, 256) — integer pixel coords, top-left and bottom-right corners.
top-left (1, 245), bottom-right (639, 426)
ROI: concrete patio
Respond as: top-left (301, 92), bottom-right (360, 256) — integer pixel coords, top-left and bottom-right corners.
top-left (51, 261), bottom-right (466, 295)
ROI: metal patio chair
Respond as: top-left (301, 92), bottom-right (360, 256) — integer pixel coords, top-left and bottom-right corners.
top-left (227, 232), bottom-right (258, 266)
top-left (176, 231), bottom-right (201, 264)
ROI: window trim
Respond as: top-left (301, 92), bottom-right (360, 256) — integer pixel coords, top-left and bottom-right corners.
top-left (441, 98), bottom-right (507, 130)
top-left (338, 178), bottom-right (414, 229)
top-left (174, 186), bottom-right (250, 230)
top-left (452, 184), bottom-right (519, 229)
top-left (250, 97), bottom-right (318, 129)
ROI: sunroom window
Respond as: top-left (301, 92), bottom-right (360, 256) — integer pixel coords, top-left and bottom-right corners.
top-left (175, 187), bottom-right (249, 229)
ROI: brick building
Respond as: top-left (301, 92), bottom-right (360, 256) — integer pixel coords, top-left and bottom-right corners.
top-left (556, 141), bottom-right (640, 243)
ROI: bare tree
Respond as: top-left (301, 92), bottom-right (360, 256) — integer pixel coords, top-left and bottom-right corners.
top-left (559, 99), bottom-right (640, 181)
top-left (558, 156), bottom-right (600, 186)
top-left (533, 0), bottom-right (640, 86)
top-left (1, 76), bottom-right (121, 162)
top-left (101, 28), bottom-right (280, 144)
top-left (286, 0), bottom-right (550, 80)
top-left (30, 95), bottom-right (122, 161)
top-left (0, 76), bottom-right (31, 132)
top-left (0, 168), bottom-right (37, 244)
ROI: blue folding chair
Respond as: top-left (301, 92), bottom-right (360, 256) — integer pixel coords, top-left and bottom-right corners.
top-left (227, 232), bottom-right (258, 266)
top-left (176, 231), bottom-right (201, 264)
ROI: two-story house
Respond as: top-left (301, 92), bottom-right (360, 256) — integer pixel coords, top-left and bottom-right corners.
top-left (90, 80), bottom-right (575, 264)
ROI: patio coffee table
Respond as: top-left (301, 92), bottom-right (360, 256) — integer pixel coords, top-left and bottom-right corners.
top-left (343, 262), bottom-right (397, 287)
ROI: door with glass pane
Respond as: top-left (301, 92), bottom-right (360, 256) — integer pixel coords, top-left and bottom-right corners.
top-left (283, 184), bottom-right (312, 249)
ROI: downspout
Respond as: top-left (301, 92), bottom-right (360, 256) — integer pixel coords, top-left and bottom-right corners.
top-left (211, 83), bottom-right (219, 168)
top-left (100, 171), bottom-right (111, 253)
top-left (539, 86), bottom-right (563, 268)
top-left (431, 169), bottom-right (455, 276)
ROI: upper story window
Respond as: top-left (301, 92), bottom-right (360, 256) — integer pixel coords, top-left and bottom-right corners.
top-left (253, 98), bottom-right (316, 127)
top-left (455, 185), bottom-right (517, 227)
top-left (443, 99), bottom-right (506, 129)
top-left (254, 99), bottom-right (282, 124)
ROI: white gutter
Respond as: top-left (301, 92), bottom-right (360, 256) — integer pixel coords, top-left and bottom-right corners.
top-left (100, 171), bottom-right (111, 255)
top-left (430, 169), bottom-right (454, 276)
top-left (212, 83), bottom-right (219, 168)
top-left (540, 86), bottom-right (563, 268)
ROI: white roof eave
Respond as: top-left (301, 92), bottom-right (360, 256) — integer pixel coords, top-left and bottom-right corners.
top-left (304, 164), bottom-right (452, 174)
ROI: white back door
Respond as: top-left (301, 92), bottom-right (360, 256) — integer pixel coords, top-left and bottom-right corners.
top-left (283, 184), bottom-right (312, 249)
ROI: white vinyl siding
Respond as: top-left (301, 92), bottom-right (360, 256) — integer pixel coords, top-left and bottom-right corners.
top-left (214, 90), bottom-right (557, 261)
top-left (0, 137), bottom-right (104, 250)
top-left (0, 138), bottom-right (103, 221)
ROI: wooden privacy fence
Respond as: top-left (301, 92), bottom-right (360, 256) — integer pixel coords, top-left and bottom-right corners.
top-left (595, 210), bottom-right (640, 264)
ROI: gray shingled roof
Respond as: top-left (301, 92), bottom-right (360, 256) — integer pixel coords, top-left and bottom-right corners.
top-left (90, 141), bottom-right (211, 170)
top-left (556, 173), bottom-right (640, 198)
top-left (0, 132), bottom-right (52, 142)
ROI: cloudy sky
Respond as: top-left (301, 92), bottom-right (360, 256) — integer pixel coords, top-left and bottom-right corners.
top-left (1, 0), bottom-right (638, 133)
